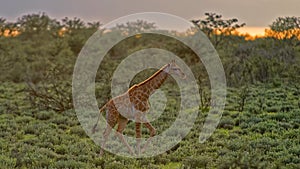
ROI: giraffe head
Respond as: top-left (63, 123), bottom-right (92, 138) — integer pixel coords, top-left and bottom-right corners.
top-left (167, 60), bottom-right (186, 79)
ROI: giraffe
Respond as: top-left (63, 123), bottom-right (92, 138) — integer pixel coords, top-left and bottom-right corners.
top-left (92, 60), bottom-right (186, 156)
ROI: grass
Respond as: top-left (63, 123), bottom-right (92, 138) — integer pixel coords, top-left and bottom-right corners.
top-left (0, 82), bottom-right (299, 168)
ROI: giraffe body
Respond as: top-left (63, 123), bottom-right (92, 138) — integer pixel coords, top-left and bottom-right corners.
top-left (92, 60), bottom-right (186, 156)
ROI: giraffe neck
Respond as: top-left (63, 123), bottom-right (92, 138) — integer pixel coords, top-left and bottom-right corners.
top-left (136, 64), bottom-right (170, 97)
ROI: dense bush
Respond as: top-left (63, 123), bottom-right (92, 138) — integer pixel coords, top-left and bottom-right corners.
top-left (0, 12), bottom-right (299, 168)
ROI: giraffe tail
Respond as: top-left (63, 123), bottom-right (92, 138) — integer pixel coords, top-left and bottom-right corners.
top-left (92, 104), bottom-right (107, 134)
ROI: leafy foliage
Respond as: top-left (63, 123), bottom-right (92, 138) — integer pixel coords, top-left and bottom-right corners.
top-left (0, 12), bottom-right (299, 168)
top-left (192, 12), bottom-right (246, 48)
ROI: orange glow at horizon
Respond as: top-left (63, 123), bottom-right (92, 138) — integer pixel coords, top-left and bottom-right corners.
top-left (1, 26), bottom-right (300, 41)
top-left (238, 27), bottom-right (300, 40)
top-left (0, 29), bottom-right (20, 37)
top-left (209, 26), bottom-right (267, 40)
top-left (237, 27), bottom-right (267, 40)
top-left (238, 27), bottom-right (267, 37)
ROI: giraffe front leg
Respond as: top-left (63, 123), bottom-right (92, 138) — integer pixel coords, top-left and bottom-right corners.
top-left (135, 122), bottom-right (142, 155)
top-left (116, 118), bottom-right (135, 155)
top-left (141, 122), bottom-right (156, 154)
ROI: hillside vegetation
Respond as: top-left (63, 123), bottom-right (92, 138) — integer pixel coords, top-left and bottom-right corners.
top-left (0, 13), bottom-right (299, 168)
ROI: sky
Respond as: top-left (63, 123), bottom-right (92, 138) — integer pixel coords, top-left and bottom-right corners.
top-left (1, 0), bottom-right (300, 35)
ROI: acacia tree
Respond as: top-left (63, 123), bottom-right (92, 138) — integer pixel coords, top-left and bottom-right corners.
top-left (266, 16), bottom-right (300, 46)
top-left (0, 18), bottom-right (18, 36)
top-left (264, 17), bottom-right (300, 83)
top-left (0, 18), bottom-right (6, 35)
top-left (61, 17), bottom-right (101, 54)
top-left (192, 12), bottom-right (245, 48)
top-left (115, 20), bottom-right (156, 35)
top-left (19, 14), bottom-right (101, 112)
top-left (16, 12), bottom-right (61, 39)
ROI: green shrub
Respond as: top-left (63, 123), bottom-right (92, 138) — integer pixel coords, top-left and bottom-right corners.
top-left (183, 156), bottom-right (212, 169)
top-left (104, 160), bottom-right (127, 169)
top-left (0, 155), bottom-right (16, 168)
top-left (70, 126), bottom-right (87, 137)
top-left (24, 124), bottom-right (37, 135)
top-left (50, 116), bottom-right (68, 125)
top-left (219, 117), bottom-right (234, 129)
top-left (269, 112), bottom-right (288, 121)
top-left (16, 115), bottom-right (35, 123)
top-left (53, 159), bottom-right (86, 169)
top-left (35, 110), bottom-right (54, 120)
top-left (266, 106), bottom-right (281, 113)
top-left (54, 144), bottom-right (68, 155)
top-left (251, 121), bottom-right (279, 134)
